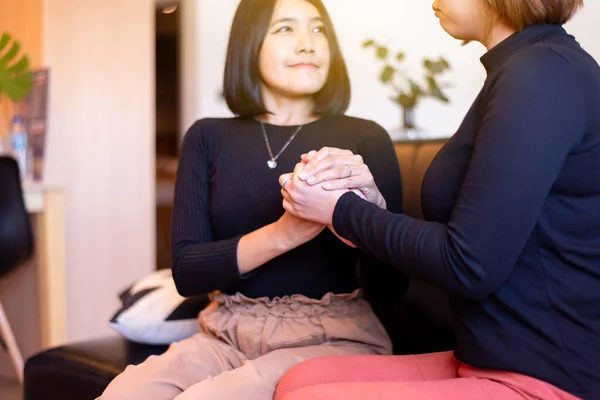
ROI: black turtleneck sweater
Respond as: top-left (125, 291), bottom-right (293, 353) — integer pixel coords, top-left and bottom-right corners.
top-left (171, 115), bottom-right (408, 330)
top-left (333, 25), bottom-right (600, 399)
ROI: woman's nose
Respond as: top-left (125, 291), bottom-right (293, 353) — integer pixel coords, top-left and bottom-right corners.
top-left (296, 31), bottom-right (315, 54)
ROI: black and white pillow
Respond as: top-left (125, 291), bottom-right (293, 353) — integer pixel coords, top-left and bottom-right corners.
top-left (110, 269), bottom-right (211, 345)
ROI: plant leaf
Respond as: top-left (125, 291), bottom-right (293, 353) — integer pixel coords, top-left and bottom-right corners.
top-left (397, 94), bottom-right (416, 108)
top-left (438, 91), bottom-right (450, 102)
top-left (0, 33), bottom-right (32, 102)
top-left (426, 75), bottom-right (438, 91)
top-left (409, 79), bottom-right (422, 97)
top-left (0, 34), bottom-right (10, 53)
top-left (6, 55), bottom-right (29, 75)
top-left (391, 94), bottom-right (416, 108)
top-left (432, 61), bottom-right (445, 74)
top-left (423, 59), bottom-right (433, 71)
top-left (426, 76), bottom-right (449, 102)
top-left (376, 46), bottom-right (388, 60)
top-left (441, 57), bottom-right (450, 70)
top-left (0, 69), bottom-right (32, 101)
top-left (362, 39), bottom-right (375, 48)
top-left (380, 65), bottom-right (395, 83)
top-left (0, 41), bottom-right (21, 65)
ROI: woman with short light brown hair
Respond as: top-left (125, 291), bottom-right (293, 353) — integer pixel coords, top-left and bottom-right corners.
top-left (485, 0), bottom-right (584, 31)
top-left (274, 0), bottom-right (600, 399)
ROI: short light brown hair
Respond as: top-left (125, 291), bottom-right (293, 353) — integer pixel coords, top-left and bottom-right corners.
top-left (485, 0), bottom-right (584, 31)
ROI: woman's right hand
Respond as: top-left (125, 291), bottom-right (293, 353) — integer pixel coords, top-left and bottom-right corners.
top-left (274, 211), bottom-right (326, 250)
top-left (237, 210), bottom-right (325, 275)
top-left (275, 162), bottom-right (326, 249)
top-left (279, 162), bottom-right (357, 249)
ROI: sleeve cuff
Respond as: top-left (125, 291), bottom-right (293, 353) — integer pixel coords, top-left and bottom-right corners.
top-left (180, 235), bottom-right (245, 291)
top-left (332, 191), bottom-right (362, 240)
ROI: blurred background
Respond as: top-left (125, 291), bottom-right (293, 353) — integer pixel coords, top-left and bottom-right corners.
top-left (0, 0), bottom-right (598, 393)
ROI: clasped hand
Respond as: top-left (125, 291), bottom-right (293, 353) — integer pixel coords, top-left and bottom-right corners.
top-left (279, 147), bottom-right (386, 246)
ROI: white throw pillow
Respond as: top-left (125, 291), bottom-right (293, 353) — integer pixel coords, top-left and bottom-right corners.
top-left (109, 269), bottom-right (210, 345)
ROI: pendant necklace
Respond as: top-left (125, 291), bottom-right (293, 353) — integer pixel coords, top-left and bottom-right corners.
top-left (260, 121), bottom-right (304, 169)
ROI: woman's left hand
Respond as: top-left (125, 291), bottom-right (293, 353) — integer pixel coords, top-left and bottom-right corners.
top-left (297, 147), bottom-right (387, 209)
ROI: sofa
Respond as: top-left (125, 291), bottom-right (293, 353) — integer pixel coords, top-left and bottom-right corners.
top-left (23, 138), bottom-right (454, 400)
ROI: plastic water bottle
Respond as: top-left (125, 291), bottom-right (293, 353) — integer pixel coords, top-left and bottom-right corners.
top-left (10, 115), bottom-right (30, 180)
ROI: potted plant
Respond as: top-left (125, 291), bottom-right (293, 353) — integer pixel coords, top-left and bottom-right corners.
top-left (0, 32), bottom-right (33, 145)
top-left (363, 39), bottom-right (450, 137)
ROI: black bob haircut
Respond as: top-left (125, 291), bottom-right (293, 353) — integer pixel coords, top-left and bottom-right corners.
top-left (223, 0), bottom-right (351, 117)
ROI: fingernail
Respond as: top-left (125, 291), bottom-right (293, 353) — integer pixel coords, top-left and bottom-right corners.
top-left (307, 177), bottom-right (315, 185)
top-left (323, 183), bottom-right (331, 189)
top-left (299, 172), bottom-right (307, 180)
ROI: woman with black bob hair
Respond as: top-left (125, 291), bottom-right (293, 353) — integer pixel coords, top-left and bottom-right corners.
top-left (99, 0), bottom-right (406, 399)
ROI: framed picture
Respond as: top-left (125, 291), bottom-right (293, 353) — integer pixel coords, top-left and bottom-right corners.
top-left (23, 68), bottom-right (50, 181)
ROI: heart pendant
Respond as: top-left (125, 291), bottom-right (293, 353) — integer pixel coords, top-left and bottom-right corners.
top-left (267, 159), bottom-right (277, 169)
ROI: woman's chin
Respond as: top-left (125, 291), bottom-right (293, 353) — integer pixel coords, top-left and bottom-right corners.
top-left (284, 85), bottom-right (326, 99)
top-left (439, 23), bottom-right (473, 43)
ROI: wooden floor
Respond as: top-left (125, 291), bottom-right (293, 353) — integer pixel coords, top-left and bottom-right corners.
top-left (0, 376), bottom-right (21, 400)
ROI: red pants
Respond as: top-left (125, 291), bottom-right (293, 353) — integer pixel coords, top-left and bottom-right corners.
top-left (275, 351), bottom-right (580, 400)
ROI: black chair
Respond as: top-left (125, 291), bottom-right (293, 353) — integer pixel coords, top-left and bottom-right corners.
top-left (0, 155), bottom-right (34, 383)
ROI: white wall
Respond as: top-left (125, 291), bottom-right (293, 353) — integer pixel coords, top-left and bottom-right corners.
top-left (183, 0), bottom-right (600, 138)
top-left (565, 2), bottom-right (600, 59)
top-left (43, 0), bottom-right (156, 341)
top-left (180, 0), bottom-right (202, 138)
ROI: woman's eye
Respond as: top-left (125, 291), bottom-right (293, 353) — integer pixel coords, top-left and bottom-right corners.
top-left (273, 25), bottom-right (324, 34)
top-left (313, 25), bottom-right (325, 34)
top-left (275, 26), bottom-right (292, 33)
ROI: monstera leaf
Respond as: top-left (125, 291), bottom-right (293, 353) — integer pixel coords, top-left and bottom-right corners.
top-left (0, 32), bottom-right (32, 102)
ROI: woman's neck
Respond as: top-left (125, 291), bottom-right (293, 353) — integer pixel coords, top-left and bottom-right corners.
top-left (482, 20), bottom-right (517, 50)
top-left (259, 89), bottom-right (317, 126)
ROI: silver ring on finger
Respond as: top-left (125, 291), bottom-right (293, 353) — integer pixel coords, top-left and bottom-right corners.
top-left (281, 177), bottom-right (292, 190)
top-left (347, 166), bottom-right (353, 178)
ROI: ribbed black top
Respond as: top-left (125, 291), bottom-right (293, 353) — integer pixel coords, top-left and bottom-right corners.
top-left (333, 25), bottom-right (600, 399)
top-left (171, 115), bottom-right (408, 315)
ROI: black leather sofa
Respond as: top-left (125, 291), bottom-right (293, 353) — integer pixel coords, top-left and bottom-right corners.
top-left (23, 138), bottom-right (454, 400)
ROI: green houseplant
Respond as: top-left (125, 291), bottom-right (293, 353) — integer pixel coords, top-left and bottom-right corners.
top-left (0, 32), bottom-right (33, 141)
top-left (363, 39), bottom-right (450, 135)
